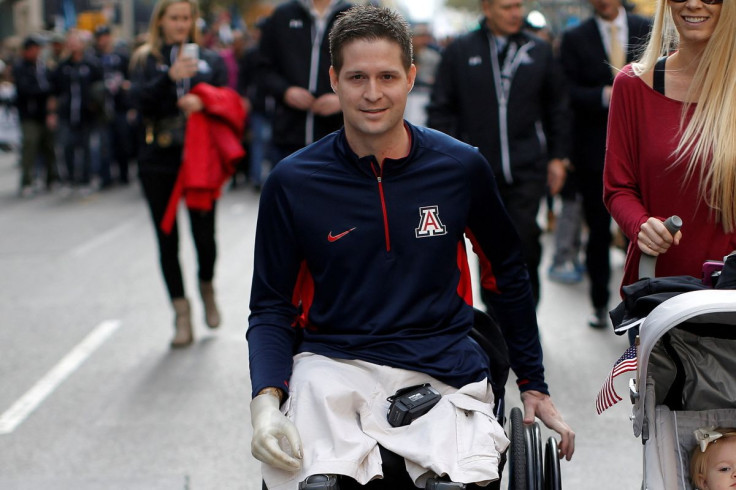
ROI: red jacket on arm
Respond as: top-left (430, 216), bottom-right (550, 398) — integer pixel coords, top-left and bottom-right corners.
top-left (161, 83), bottom-right (246, 234)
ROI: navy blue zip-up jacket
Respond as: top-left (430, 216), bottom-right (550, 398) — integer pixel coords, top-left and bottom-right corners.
top-left (248, 122), bottom-right (547, 398)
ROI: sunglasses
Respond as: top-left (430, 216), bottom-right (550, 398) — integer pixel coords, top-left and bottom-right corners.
top-left (669, 0), bottom-right (723, 4)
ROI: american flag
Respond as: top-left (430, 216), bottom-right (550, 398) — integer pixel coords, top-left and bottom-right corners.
top-left (596, 345), bottom-right (638, 414)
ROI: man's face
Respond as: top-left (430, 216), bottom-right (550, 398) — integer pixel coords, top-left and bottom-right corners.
top-left (24, 45), bottom-right (41, 61)
top-left (96, 33), bottom-right (112, 52)
top-left (588, 0), bottom-right (622, 21)
top-left (66, 33), bottom-right (85, 55)
top-left (482, 0), bottom-right (525, 37)
top-left (329, 38), bottom-right (416, 145)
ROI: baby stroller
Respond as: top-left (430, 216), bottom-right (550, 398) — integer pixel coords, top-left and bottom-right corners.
top-left (605, 285), bottom-right (736, 489)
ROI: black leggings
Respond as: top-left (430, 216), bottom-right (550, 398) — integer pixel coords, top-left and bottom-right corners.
top-left (139, 170), bottom-right (217, 300)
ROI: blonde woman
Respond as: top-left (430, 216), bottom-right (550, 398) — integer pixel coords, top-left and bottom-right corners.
top-left (603, 0), bottom-right (736, 289)
top-left (130, 0), bottom-right (228, 347)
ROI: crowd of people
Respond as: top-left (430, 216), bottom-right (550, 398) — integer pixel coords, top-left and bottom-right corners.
top-left (0, 9), bottom-right (270, 198)
top-left (2, 0), bottom-right (735, 488)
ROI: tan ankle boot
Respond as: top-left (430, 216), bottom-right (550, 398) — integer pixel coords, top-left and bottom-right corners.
top-left (199, 280), bottom-right (221, 329)
top-left (171, 297), bottom-right (193, 348)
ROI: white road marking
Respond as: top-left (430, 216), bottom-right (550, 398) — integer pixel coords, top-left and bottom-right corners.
top-left (69, 220), bottom-right (137, 258)
top-left (0, 319), bottom-right (122, 435)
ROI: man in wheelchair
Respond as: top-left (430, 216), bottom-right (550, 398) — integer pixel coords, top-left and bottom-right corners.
top-left (247, 6), bottom-right (575, 489)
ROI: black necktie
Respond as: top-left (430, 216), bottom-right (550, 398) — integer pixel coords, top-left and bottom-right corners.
top-left (497, 39), bottom-right (508, 67)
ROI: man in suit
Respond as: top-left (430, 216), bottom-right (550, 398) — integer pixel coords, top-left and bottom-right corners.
top-left (428, 0), bottom-right (570, 308)
top-left (558, 0), bottom-right (650, 327)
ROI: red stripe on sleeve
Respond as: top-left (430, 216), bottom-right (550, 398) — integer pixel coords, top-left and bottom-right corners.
top-left (291, 260), bottom-right (314, 329)
top-left (456, 240), bottom-right (474, 305)
top-left (464, 228), bottom-right (499, 294)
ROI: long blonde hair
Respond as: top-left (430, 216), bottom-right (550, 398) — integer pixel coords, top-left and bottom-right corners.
top-left (632, 0), bottom-right (736, 232)
top-left (131, 0), bottom-right (201, 69)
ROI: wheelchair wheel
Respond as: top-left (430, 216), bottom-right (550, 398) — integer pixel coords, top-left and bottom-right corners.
top-left (544, 437), bottom-right (561, 490)
top-left (524, 421), bottom-right (544, 490)
top-left (508, 407), bottom-right (527, 490)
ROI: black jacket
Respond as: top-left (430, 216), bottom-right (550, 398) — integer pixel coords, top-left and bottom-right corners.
top-left (13, 58), bottom-right (53, 122)
top-left (559, 13), bottom-right (651, 171)
top-left (129, 44), bottom-right (227, 170)
top-left (93, 47), bottom-right (131, 114)
top-left (238, 45), bottom-right (270, 115)
top-left (428, 22), bottom-right (570, 186)
top-left (256, 0), bottom-right (351, 149)
top-left (51, 55), bottom-right (103, 127)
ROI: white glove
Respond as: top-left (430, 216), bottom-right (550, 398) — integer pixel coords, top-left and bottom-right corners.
top-left (250, 393), bottom-right (303, 471)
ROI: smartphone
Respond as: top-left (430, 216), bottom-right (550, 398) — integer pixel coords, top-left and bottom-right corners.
top-left (182, 43), bottom-right (199, 60)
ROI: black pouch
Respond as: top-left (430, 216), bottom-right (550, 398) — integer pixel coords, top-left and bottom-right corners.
top-left (387, 383), bottom-right (441, 427)
top-left (145, 114), bottom-right (186, 149)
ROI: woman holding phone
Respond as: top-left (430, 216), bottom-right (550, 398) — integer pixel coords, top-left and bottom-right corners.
top-left (130, 0), bottom-right (228, 348)
top-left (603, 0), bottom-right (736, 289)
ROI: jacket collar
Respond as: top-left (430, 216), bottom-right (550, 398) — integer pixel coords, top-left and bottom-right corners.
top-left (336, 121), bottom-right (420, 177)
top-left (297, 0), bottom-right (348, 19)
top-left (479, 20), bottom-right (529, 49)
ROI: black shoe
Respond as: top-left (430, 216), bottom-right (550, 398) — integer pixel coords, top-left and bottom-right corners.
top-left (588, 308), bottom-right (608, 329)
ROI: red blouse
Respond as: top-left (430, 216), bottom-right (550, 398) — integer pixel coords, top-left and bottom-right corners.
top-left (603, 65), bottom-right (736, 290)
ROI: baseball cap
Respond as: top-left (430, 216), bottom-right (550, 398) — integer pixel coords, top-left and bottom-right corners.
top-left (23, 35), bottom-right (44, 49)
top-left (94, 25), bottom-right (111, 37)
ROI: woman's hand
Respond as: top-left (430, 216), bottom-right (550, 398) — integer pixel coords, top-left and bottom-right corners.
top-left (178, 94), bottom-right (203, 116)
top-left (168, 56), bottom-right (198, 82)
top-left (637, 217), bottom-right (682, 256)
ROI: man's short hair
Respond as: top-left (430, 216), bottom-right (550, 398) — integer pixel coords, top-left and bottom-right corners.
top-left (94, 25), bottom-right (111, 38)
top-left (22, 35), bottom-right (43, 50)
top-left (329, 5), bottom-right (413, 75)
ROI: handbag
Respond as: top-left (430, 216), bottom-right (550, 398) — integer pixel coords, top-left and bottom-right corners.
top-left (145, 113), bottom-right (186, 148)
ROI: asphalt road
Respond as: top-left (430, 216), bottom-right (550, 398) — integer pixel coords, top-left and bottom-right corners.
top-left (0, 149), bottom-right (642, 489)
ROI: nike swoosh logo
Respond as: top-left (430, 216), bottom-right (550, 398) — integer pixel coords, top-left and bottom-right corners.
top-left (327, 227), bottom-right (356, 242)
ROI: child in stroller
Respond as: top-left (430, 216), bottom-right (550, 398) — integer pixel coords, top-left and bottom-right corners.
top-left (690, 427), bottom-right (736, 490)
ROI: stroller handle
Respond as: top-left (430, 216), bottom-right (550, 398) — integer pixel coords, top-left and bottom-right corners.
top-left (663, 215), bottom-right (682, 235)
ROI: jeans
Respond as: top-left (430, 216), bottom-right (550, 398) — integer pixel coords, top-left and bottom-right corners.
top-left (139, 169), bottom-right (217, 300)
top-left (58, 122), bottom-right (92, 185)
top-left (248, 111), bottom-right (272, 186)
top-left (92, 113), bottom-right (131, 186)
top-left (19, 119), bottom-right (58, 188)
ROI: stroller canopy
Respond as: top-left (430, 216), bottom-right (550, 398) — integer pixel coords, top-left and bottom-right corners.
top-left (633, 289), bottom-right (736, 437)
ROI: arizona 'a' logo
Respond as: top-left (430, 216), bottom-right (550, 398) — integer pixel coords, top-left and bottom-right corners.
top-left (415, 206), bottom-right (447, 238)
